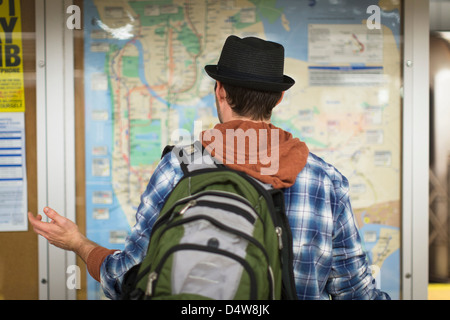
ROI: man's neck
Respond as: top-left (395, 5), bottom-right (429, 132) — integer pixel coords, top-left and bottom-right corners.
top-left (221, 115), bottom-right (271, 125)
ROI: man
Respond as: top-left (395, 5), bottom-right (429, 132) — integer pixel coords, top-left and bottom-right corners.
top-left (29, 35), bottom-right (390, 300)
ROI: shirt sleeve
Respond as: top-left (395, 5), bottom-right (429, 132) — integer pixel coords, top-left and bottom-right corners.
top-left (98, 151), bottom-right (183, 300)
top-left (325, 186), bottom-right (391, 300)
top-left (86, 247), bottom-right (119, 282)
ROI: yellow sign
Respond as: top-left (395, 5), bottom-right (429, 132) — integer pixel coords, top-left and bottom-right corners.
top-left (0, 0), bottom-right (24, 112)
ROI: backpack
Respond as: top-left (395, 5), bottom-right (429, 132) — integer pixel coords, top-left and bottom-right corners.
top-left (121, 141), bottom-right (297, 300)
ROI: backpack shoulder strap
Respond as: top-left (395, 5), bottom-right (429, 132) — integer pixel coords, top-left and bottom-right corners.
top-left (165, 141), bottom-right (223, 175)
top-left (161, 145), bottom-right (175, 158)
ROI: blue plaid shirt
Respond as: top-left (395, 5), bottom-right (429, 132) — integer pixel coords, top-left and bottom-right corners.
top-left (99, 150), bottom-right (390, 300)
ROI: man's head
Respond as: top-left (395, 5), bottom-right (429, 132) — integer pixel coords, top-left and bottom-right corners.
top-left (214, 81), bottom-right (284, 122)
top-left (205, 35), bottom-right (294, 122)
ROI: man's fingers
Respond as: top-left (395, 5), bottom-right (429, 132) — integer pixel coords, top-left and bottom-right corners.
top-left (42, 207), bottom-right (64, 224)
top-left (27, 211), bottom-right (37, 221)
top-left (28, 210), bottom-right (58, 232)
top-left (28, 211), bottom-right (43, 226)
top-left (28, 211), bottom-right (50, 236)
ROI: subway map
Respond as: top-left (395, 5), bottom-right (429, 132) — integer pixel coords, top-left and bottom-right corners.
top-left (83, 0), bottom-right (402, 299)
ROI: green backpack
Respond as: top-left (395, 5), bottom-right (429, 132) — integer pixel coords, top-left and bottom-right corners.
top-left (121, 142), bottom-right (297, 300)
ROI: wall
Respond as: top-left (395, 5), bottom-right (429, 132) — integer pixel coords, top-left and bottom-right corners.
top-left (0, 0), bottom-right (38, 300)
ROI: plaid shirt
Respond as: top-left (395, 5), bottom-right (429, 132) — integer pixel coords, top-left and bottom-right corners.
top-left (100, 150), bottom-right (390, 300)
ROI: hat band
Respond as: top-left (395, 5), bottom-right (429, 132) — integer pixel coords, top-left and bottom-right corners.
top-left (216, 65), bottom-right (284, 83)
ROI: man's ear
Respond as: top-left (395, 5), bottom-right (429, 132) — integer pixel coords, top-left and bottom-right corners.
top-left (215, 81), bottom-right (227, 101)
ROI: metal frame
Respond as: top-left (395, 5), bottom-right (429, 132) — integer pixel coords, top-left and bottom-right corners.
top-left (35, 0), bottom-right (76, 300)
top-left (402, 0), bottom-right (430, 300)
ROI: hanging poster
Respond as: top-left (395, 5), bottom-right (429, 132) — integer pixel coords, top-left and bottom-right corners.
top-left (0, 112), bottom-right (27, 231)
top-left (0, 0), bottom-right (25, 112)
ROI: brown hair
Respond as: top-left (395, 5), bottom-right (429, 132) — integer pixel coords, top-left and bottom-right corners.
top-left (221, 82), bottom-right (283, 121)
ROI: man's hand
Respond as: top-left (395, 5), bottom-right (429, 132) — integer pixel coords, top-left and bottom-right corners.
top-left (28, 207), bottom-right (98, 263)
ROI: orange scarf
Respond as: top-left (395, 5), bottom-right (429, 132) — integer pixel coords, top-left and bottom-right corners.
top-left (200, 120), bottom-right (309, 189)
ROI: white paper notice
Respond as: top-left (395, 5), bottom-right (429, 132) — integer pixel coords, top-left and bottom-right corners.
top-left (0, 113), bottom-right (27, 232)
top-left (308, 24), bottom-right (383, 64)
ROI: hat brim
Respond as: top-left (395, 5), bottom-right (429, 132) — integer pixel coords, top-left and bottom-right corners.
top-left (204, 65), bottom-right (295, 92)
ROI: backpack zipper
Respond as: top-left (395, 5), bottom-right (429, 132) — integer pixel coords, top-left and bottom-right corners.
top-left (179, 200), bottom-right (197, 215)
top-left (275, 227), bottom-right (283, 250)
top-left (145, 272), bottom-right (158, 296)
top-left (176, 198), bottom-right (256, 224)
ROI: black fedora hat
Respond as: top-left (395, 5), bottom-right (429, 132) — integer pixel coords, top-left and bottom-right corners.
top-left (204, 35), bottom-right (295, 92)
